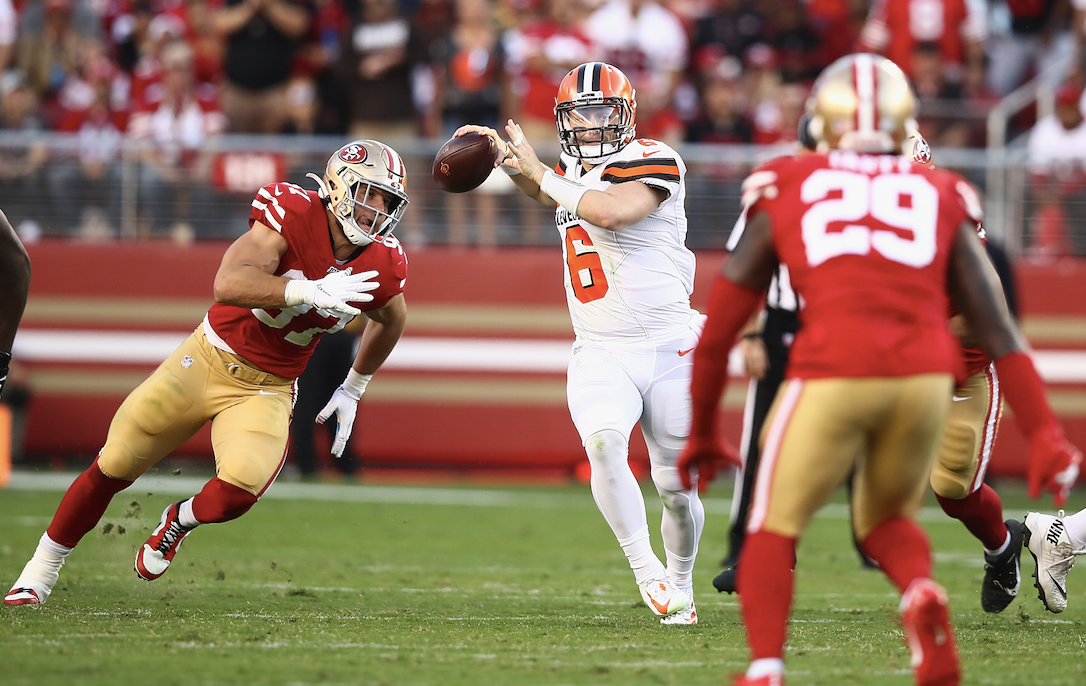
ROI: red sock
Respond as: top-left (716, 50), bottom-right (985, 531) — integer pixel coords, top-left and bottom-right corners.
top-left (861, 518), bottom-right (932, 595)
top-left (936, 485), bottom-right (1008, 551)
top-left (738, 531), bottom-right (796, 661)
top-left (191, 478), bottom-right (259, 524)
top-left (46, 457), bottom-right (133, 548)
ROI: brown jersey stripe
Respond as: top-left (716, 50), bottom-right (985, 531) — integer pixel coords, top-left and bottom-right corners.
top-left (555, 159), bottom-right (568, 177)
top-left (601, 171), bottom-right (681, 185)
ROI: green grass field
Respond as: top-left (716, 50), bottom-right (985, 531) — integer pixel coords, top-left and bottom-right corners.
top-left (2, 471), bottom-right (1085, 686)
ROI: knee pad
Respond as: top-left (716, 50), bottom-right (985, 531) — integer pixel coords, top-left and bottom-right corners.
top-left (585, 429), bottom-right (628, 465)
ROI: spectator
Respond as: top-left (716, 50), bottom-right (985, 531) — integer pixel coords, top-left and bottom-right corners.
top-left (0, 70), bottom-right (49, 234)
top-left (686, 51), bottom-right (751, 144)
top-left (769, 0), bottom-right (825, 84)
top-left (1027, 81), bottom-right (1086, 256)
top-left (214, 0), bottom-right (314, 133)
top-left (583, 0), bottom-right (688, 145)
top-left (504, 0), bottom-right (596, 144)
top-left (15, 0), bottom-right (102, 118)
top-left (51, 58), bottom-right (126, 238)
top-left (337, 0), bottom-right (426, 140)
top-left (0, 0), bottom-right (14, 74)
top-left (804, 0), bottom-right (865, 65)
top-left (989, 0), bottom-right (1074, 97)
top-left (911, 41), bottom-right (972, 148)
top-left (128, 40), bottom-right (227, 238)
top-left (690, 0), bottom-right (766, 68)
top-left (857, 0), bottom-right (986, 85)
top-left (431, 0), bottom-right (513, 247)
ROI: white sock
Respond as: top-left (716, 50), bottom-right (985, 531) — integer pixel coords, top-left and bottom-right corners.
top-left (747, 658), bottom-right (785, 679)
top-left (38, 532), bottom-right (73, 560)
top-left (617, 527), bottom-right (667, 585)
top-left (1062, 509), bottom-right (1086, 552)
top-left (178, 498), bottom-right (200, 529)
top-left (9, 533), bottom-right (71, 601)
top-left (984, 530), bottom-right (1011, 557)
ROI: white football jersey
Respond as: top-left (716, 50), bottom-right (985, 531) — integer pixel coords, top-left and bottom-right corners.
top-left (553, 138), bottom-right (698, 342)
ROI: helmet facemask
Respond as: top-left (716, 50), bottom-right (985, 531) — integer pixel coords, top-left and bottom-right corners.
top-left (556, 98), bottom-right (635, 163)
top-left (329, 171), bottom-right (408, 246)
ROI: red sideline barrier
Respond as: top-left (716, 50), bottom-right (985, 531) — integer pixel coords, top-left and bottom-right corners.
top-left (13, 241), bottom-right (1086, 479)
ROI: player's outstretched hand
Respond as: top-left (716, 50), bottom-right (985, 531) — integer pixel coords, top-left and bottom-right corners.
top-left (316, 385), bottom-right (363, 458)
top-left (285, 270), bottom-right (380, 317)
top-left (453, 124), bottom-right (523, 175)
top-left (1028, 424), bottom-right (1083, 507)
top-left (677, 435), bottom-right (741, 493)
top-left (504, 119), bottom-right (547, 185)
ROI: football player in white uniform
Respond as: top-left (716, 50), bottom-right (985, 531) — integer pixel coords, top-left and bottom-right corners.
top-left (457, 62), bottom-right (705, 624)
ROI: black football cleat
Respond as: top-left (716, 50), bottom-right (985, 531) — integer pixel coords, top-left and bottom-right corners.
top-left (980, 518), bottom-right (1024, 613)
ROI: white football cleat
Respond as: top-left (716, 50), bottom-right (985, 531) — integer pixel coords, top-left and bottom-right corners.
top-left (1023, 510), bottom-right (1080, 613)
top-left (638, 577), bottom-right (691, 617)
top-left (660, 600), bottom-right (697, 625)
top-left (4, 553), bottom-right (65, 606)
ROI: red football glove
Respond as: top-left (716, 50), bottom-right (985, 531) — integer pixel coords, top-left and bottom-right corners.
top-left (1028, 423), bottom-right (1083, 507)
top-left (678, 435), bottom-right (741, 493)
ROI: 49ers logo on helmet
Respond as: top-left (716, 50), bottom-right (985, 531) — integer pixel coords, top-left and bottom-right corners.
top-left (339, 144), bottom-right (368, 164)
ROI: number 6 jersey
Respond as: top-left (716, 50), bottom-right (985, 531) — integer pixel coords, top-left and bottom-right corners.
top-left (554, 138), bottom-right (699, 342)
top-left (204, 182), bottom-right (408, 380)
top-left (742, 151), bottom-right (982, 380)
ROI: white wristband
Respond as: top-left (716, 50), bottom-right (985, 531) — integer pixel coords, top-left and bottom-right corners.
top-left (540, 170), bottom-right (589, 215)
top-left (500, 163), bottom-right (521, 176)
top-left (343, 368), bottom-right (373, 399)
top-left (284, 279), bottom-right (308, 307)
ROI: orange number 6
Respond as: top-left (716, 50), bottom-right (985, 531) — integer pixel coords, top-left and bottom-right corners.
top-left (564, 225), bottom-right (609, 304)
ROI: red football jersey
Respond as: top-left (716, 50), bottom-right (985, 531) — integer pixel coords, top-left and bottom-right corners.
top-left (205, 182), bottom-right (408, 380)
top-left (743, 151), bottom-right (980, 380)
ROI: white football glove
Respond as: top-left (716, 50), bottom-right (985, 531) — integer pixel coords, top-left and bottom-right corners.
top-left (284, 270), bottom-right (381, 317)
top-left (316, 368), bottom-right (372, 458)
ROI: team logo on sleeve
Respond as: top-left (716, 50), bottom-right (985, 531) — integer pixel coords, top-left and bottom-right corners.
top-left (338, 144), bottom-right (368, 164)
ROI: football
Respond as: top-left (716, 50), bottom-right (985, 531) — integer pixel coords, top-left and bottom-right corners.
top-left (432, 131), bottom-right (503, 193)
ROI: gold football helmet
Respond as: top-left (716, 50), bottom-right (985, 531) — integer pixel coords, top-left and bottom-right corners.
top-left (308, 140), bottom-right (409, 246)
top-left (806, 53), bottom-right (918, 154)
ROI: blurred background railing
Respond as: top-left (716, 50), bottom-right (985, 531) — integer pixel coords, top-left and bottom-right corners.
top-left (0, 132), bottom-right (1070, 256)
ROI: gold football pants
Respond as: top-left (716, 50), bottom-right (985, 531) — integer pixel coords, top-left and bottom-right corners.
top-left (96, 328), bottom-right (296, 495)
top-left (749, 374), bottom-right (954, 541)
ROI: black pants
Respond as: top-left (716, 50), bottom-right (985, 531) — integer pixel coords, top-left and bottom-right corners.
top-left (291, 332), bottom-right (360, 476)
top-left (724, 307), bottom-right (798, 565)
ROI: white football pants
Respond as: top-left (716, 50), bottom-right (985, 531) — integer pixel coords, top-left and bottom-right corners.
top-left (567, 322), bottom-right (705, 586)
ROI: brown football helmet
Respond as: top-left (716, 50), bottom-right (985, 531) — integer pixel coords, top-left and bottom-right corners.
top-left (554, 62), bottom-right (637, 162)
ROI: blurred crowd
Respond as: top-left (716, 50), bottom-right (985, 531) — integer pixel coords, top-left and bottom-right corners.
top-left (4, 0), bottom-right (1086, 253)
top-left (5, 0), bottom-right (1086, 148)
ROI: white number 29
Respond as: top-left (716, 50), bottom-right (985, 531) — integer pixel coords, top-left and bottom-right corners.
top-left (800, 169), bottom-right (938, 268)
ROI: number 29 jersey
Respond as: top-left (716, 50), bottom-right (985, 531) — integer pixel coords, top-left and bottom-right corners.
top-left (204, 182), bottom-right (408, 380)
top-left (743, 151), bottom-right (982, 380)
top-left (553, 138), bottom-right (699, 342)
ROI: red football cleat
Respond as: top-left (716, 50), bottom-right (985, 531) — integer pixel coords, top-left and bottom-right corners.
top-left (135, 500), bottom-right (194, 581)
top-left (900, 578), bottom-right (961, 686)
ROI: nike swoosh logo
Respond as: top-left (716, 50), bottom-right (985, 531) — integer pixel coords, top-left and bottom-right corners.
top-left (952, 395), bottom-right (970, 402)
top-left (258, 390), bottom-right (278, 396)
top-left (1047, 571), bottom-right (1067, 599)
top-left (643, 150), bottom-right (659, 157)
top-left (648, 596), bottom-right (670, 614)
top-left (274, 186), bottom-right (283, 196)
top-left (678, 348), bottom-right (695, 357)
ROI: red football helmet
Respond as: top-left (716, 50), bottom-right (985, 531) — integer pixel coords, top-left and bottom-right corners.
top-left (554, 62), bottom-right (636, 162)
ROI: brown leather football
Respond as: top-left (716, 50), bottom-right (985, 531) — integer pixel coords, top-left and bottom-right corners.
top-left (432, 132), bottom-right (503, 193)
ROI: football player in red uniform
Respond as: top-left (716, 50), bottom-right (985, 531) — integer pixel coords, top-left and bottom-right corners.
top-left (0, 206), bottom-right (31, 399)
top-left (4, 140), bottom-right (410, 606)
top-left (677, 54), bottom-right (1081, 686)
top-left (901, 133), bottom-right (1028, 614)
